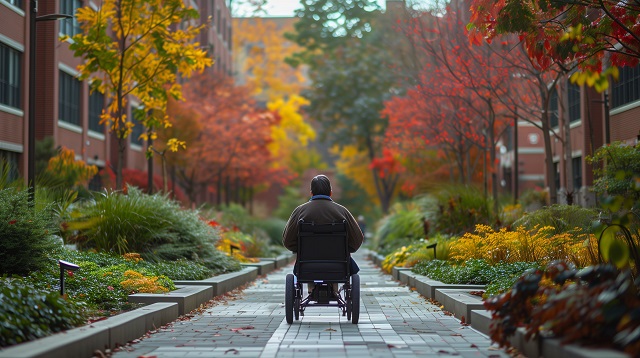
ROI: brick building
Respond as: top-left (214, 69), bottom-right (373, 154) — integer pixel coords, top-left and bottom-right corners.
top-left (0, 0), bottom-right (231, 189)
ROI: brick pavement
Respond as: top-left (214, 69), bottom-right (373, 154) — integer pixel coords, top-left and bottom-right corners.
top-left (112, 251), bottom-right (509, 358)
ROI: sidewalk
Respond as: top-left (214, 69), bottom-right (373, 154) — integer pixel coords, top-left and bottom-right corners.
top-left (112, 251), bottom-right (508, 358)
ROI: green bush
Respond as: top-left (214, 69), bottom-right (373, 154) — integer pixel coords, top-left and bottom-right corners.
top-left (254, 217), bottom-right (287, 246)
top-left (0, 277), bottom-right (85, 347)
top-left (0, 188), bottom-right (60, 276)
top-left (587, 142), bottom-right (640, 201)
top-left (512, 204), bottom-right (598, 236)
top-left (373, 201), bottom-right (425, 256)
top-left (431, 185), bottom-right (493, 235)
top-left (412, 259), bottom-right (538, 285)
top-left (66, 187), bottom-right (238, 273)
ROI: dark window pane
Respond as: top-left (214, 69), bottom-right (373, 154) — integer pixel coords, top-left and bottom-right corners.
top-left (60, 0), bottom-right (82, 36)
top-left (58, 71), bottom-right (81, 126)
top-left (0, 43), bottom-right (22, 109)
top-left (568, 82), bottom-right (580, 122)
top-left (572, 156), bottom-right (582, 189)
top-left (612, 64), bottom-right (640, 108)
top-left (89, 91), bottom-right (104, 132)
top-left (0, 149), bottom-right (20, 182)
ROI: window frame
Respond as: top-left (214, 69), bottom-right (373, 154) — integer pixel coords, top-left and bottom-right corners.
top-left (58, 70), bottom-right (81, 126)
top-left (612, 64), bottom-right (640, 109)
top-left (0, 42), bottom-right (22, 109)
top-left (60, 0), bottom-right (82, 37)
top-left (88, 90), bottom-right (105, 133)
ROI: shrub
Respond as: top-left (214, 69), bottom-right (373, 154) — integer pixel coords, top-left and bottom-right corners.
top-left (0, 188), bottom-right (60, 276)
top-left (0, 277), bottom-right (85, 347)
top-left (512, 204), bottom-right (598, 236)
top-left (485, 262), bottom-right (640, 355)
top-left (587, 142), bottom-right (640, 201)
top-left (373, 201), bottom-right (426, 256)
top-left (254, 217), bottom-right (287, 246)
top-left (381, 234), bottom-right (453, 272)
top-left (431, 185), bottom-right (493, 235)
top-left (449, 224), bottom-right (598, 267)
top-left (66, 187), bottom-right (237, 273)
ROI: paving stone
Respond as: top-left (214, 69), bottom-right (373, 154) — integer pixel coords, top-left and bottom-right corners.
top-left (111, 251), bottom-right (507, 358)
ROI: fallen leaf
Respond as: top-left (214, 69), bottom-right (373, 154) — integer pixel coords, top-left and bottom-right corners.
top-left (224, 348), bottom-right (239, 355)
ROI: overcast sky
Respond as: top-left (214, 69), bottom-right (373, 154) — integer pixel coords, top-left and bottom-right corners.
top-left (233, 0), bottom-right (392, 17)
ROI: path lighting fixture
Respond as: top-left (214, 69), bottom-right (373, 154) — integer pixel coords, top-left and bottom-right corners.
top-left (28, 0), bottom-right (72, 203)
top-left (59, 260), bottom-right (79, 295)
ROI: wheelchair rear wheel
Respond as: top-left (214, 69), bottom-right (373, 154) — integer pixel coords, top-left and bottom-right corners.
top-left (351, 274), bottom-right (360, 324)
top-left (285, 274), bottom-right (294, 324)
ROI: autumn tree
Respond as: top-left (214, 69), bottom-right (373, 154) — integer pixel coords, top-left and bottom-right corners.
top-left (233, 17), bottom-right (317, 178)
top-left (286, 0), bottom-right (403, 213)
top-left (468, 0), bottom-right (637, 89)
top-left (168, 72), bottom-right (282, 206)
top-left (66, 0), bottom-right (212, 190)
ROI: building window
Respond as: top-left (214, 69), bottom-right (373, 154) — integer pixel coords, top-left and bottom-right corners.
top-left (0, 43), bottom-right (21, 109)
top-left (572, 156), bottom-right (582, 189)
top-left (131, 119), bottom-right (145, 146)
top-left (549, 87), bottom-right (559, 128)
top-left (88, 169), bottom-right (103, 191)
top-left (88, 91), bottom-right (104, 133)
top-left (59, 71), bottom-right (81, 126)
top-left (60, 0), bottom-right (82, 37)
top-left (5, 0), bottom-right (22, 9)
top-left (568, 82), bottom-right (580, 122)
top-left (0, 149), bottom-right (19, 183)
top-left (612, 64), bottom-right (640, 108)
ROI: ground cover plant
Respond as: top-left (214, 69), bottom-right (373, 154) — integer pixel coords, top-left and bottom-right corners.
top-left (0, 277), bottom-right (85, 348)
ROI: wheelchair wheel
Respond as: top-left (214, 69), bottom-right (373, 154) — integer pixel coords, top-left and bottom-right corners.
top-left (294, 285), bottom-right (300, 320)
top-left (351, 274), bottom-right (360, 324)
top-left (285, 274), bottom-right (294, 324)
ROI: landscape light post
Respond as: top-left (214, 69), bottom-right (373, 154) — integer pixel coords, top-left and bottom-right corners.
top-left (28, 0), bottom-right (72, 203)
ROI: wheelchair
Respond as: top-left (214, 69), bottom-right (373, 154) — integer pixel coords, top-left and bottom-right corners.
top-left (285, 220), bottom-right (360, 324)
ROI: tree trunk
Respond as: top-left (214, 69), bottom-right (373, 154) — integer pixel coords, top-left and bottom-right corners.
top-left (560, 76), bottom-right (574, 204)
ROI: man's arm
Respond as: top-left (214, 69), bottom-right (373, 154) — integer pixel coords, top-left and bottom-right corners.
top-left (282, 209), bottom-right (299, 252)
top-left (344, 210), bottom-right (364, 253)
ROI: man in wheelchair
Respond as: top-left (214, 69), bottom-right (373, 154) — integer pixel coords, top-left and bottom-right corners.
top-left (282, 174), bottom-right (364, 302)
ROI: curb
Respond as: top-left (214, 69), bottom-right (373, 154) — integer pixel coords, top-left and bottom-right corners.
top-left (0, 303), bottom-right (178, 358)
top-left (0, 257), bottom-right (285, 358)
top-left (377, 255), bottom-right (630, 358)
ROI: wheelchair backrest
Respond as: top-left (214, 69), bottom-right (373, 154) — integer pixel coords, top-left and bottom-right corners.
top-left (295, 220), bottom-right (350, 282)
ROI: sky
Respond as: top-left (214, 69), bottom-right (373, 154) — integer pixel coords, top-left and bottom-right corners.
top-left (234, 0), bottom-right (393, 17)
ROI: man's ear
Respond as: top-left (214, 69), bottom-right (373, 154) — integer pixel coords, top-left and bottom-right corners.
top-left (329, 190), bottom-right (332, 197)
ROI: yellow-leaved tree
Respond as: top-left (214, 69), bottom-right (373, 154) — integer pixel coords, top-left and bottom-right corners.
top-left (65, 0), bottom-right (212, 189)
top-left (234, 18), bottom-right (317, 176)
top-left (332, 145), bottom-right (380, 205)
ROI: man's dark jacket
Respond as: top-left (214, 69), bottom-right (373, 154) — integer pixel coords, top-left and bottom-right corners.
top-left (282, 197), bottom-right (364, 253)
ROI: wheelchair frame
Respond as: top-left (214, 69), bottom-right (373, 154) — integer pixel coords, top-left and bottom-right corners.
top-left (285, 220), bottom-right (360, 324)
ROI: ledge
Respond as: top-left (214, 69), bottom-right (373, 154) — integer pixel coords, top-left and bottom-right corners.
top-left (434, 289), bottom-right (485, 324)
top-left (0, 302), bottom-right (178, 358)
top-left (412, 274), bottom-right (485, 299)
top-left (173, 266), bottom-right (259, 297)
top-left (241, 260), bottom-right (276, 275)
top-left (366, 250), bottom-right (386, 267)
top-left (259, 253), bottom-right (295, 269)
top-left (392, 266), bottom-right (413, 282)
top-left (129, 285), bottom-right (213, 316)
top-left (470, 309), bottom-right (491, 335)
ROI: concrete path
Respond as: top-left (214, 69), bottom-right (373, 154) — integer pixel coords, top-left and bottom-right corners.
top-left (112, 251), bottom-right (508, 357)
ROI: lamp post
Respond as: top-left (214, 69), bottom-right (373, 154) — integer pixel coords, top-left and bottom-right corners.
top-left (28, 0), bottom-right (72, 203)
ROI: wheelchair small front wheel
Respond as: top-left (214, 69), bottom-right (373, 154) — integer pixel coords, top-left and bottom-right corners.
top-left (351, 274), bottom-right (360, 324)
top-left (285, 274), bottom-right (295, 324)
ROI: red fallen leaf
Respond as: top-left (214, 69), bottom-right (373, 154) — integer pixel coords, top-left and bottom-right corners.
top-left (451, 333), bottom-right (462, 336)
top-left (470, 344), bottom-right (478, 348)
top-left (230, 326), bottom-right (254, 332)
top-left (387, 344), bottom-right (396, 348)
top-left (225, 348), bottom-right (239, 354)
top-left (137, 355), bottom-right (157, 358)
top-left (460, 315), bottom-right (466, 324)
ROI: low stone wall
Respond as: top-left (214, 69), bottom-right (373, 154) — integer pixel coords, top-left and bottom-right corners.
top-left (0, 258), bottom-right (283, 358)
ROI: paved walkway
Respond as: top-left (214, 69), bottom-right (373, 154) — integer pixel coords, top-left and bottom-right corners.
top-left (112, 251), bottom-right (509, 358)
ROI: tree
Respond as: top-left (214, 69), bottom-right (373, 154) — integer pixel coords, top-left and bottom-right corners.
top-left (66, 0), bottom-right (212, 190)
top-left (467, 0), bottom-right (638, 90)
top-left (286, 0), bottom-right (402, 213)
top-left (169, 72), bottom-right (283, 206)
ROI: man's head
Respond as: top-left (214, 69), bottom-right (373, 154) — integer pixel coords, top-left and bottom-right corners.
top-left (310, 174), bottom-right (332, 196)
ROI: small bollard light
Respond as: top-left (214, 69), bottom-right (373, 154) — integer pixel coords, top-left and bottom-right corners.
top-left (59, 260), bottom-right (79, 296)
top-left (426, 242), bottom-right (437, 259)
